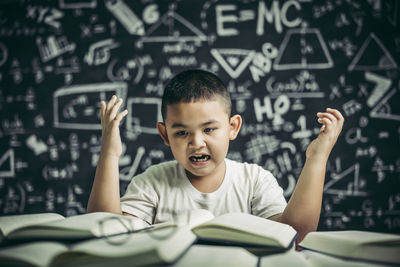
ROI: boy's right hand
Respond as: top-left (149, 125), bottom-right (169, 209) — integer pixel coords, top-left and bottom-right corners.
top-left (99, 95), bottom-right (128, 158)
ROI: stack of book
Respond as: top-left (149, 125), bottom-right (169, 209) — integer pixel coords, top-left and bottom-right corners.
top-left (0, 211), bottom-right (297, 266)
top-left (1, 211), bottom-right (399, 266)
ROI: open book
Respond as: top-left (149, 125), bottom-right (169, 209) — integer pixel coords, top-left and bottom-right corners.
top-left (0, 226), bottom-right (196, 267)
top-left (188, 211), bottom-right (297, 250)
top-left (298, 230), bottom-right (400, 264)
top-left (0, 212), bottom-right (150, 243)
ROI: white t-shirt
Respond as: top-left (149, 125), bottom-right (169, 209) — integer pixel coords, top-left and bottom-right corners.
top-left (120, 158), bottom-right (287, 225)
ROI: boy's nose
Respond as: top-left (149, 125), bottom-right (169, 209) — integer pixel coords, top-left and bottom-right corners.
top-left (189, 133), bottom-right (206, 148)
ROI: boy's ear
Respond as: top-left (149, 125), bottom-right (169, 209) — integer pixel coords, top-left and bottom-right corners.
top-left (157, 122), bottom-right (170, 146)
top-left (229, 114), bottom-right (242, 141)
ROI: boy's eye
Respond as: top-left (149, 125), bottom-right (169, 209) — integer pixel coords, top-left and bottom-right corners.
top-left (204, 128), bottom-right (215, 133)
top-left (175, 131), bottom-right (188, 136)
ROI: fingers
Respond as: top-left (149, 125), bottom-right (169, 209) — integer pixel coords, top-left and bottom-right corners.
top-left (106, 95), bottom-right (117, 112)
top-left (115, 109), bottom-right (128, 122)
top-left (102, 95), bottom-right (128, 123)
top-left (317, 108), bottom-right (344, 133)
top-left (327, 108), bottom-right (345, 128)
top-left (110, 98), bottom-right (124, 118)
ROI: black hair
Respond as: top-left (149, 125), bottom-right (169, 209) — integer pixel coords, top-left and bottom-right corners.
top-left (161, 69), bottom-right (231, 121)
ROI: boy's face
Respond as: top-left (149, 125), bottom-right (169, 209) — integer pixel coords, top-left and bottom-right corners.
top-left (157, 98), bottom-right (241, 180)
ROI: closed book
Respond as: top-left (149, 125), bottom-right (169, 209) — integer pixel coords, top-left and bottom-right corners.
top-left (299, 230), bottom-right (400, 265)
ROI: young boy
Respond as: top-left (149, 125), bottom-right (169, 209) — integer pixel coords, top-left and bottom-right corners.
top-left (87, 69), bottom-right (344, 242)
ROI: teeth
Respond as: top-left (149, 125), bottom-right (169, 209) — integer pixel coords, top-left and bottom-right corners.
top-left (190, 155), bottom-right (209, 162)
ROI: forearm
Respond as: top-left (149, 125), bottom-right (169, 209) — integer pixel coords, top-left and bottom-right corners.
top-left (280, 156), bottom-right (327, 241)
top-left (87, 153), bottom-right (122, 214)
top-left (277, 108), bottom-right (343, 242)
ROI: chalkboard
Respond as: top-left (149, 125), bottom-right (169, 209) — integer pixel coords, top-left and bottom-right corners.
top-left (0, 0), bottom-right (399, 233)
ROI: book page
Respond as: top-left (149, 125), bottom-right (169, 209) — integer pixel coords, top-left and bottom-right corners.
top-left (323, 231), bottom-right (400, 244)
top-left (194, 213), bottom-right (296, 246)
top-left (51, 226), bottom-right (196, 266)
top-left (173, 245), bottom-right (258, 267)
top-left (8, 212), bottom-right (150, 240)
top-left (186, 209), bottom-right (215, 228)
top-left (301, 250), bottom-right (380, 267)
top-left (66, 226), bottom-right (192, 257)
top-left (36, 212), bottom-right (150, 236)
top-left (0, 213), bottom-right (65, 237)
top-left (0, 241), bottom-right (67, 266)
top-left (260, 250), bottom-right (310, 267)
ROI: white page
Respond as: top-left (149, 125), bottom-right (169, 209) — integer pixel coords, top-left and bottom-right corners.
top-left (0, 213), bottom-right (64, 236)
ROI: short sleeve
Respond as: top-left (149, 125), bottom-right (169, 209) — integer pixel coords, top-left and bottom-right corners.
top-left (120, 172), bottom-right (158, 224)
top-left (251, 166), bottom-right (287, 218)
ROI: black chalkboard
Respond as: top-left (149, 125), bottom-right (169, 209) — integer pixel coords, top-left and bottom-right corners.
top-left (0, 0), bottom-right (399, 233)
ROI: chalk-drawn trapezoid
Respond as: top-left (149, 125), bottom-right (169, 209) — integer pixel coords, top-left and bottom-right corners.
top-left (273, 28), bottom-right (333, 70)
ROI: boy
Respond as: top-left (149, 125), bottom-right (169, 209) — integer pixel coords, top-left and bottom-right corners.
top-left (87, 69), bottom-right (344, 242)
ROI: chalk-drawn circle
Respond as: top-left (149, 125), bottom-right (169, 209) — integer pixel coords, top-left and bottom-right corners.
top-left (262, 42), bottom-right (278, 59)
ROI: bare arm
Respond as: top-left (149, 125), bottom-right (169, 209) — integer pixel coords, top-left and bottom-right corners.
top-left (269, 108), bottom-right (344, 242)
top-left (87, 95), bottom-right (128, 214)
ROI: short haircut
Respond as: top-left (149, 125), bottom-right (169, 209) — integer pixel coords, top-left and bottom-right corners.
top-left (161, 69), bottom-right (231, 121)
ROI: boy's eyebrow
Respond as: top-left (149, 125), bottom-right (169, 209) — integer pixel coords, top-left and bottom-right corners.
top-left (171, 119), bottom-right (220, 128)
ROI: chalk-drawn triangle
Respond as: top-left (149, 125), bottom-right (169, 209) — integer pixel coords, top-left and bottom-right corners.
top-left (370, 89), bottom-right (400, 121)
top-left (227, 56), bottom-right (240, 68)
top-left (211, 49), bottom-right (255, 79)
top-left (348, 33), bottom-right (398, 71)
top-left (0, 149), bottom-right (15, 177)
top-left (324, 163), bottom-right (368, 196)
top-left (274, 28), bottom-right (333, 70)
top-left (138, 10), bottom-right (206, 44)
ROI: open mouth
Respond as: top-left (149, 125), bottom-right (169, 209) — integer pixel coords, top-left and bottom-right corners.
top-left (189, 155), bottom-right (210, 162)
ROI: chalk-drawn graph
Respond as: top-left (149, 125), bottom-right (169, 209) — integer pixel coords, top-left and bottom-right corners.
top-left (53, 82), bottom-right (127, 129)
top-left (324, 163), bottom-right (369, 197)
top-left (274, 28), bottom-right (333, 70)
top-left (136, 10), bottom-right (207, 47)
top-left (36, 35), bottom-right (76, 63)
top-left (125, 97), bottom-right (162, 139)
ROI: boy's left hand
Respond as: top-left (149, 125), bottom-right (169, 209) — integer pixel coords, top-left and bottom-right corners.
top-left (306, 108), bottom-right (344, 160)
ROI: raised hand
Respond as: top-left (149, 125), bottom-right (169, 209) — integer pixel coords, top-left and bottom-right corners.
top-left (99, 95), bottom-right (128, 158)
top-left (306, 108), bottom-right (344, 160)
